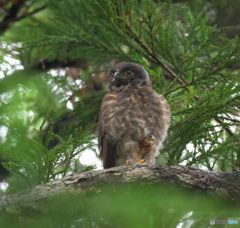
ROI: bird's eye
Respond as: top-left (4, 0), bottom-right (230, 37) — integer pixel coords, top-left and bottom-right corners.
top-left (125, 71), bottom-right (133, 76)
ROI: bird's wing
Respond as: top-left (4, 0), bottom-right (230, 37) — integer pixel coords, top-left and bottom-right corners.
top-left (98, 96), bottom-right (117, 169)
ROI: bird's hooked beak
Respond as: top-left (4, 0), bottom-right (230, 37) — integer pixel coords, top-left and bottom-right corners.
top-left (111, 71), bottom-right (130, 90)
top-left (112, 71), bottom-right (121, 82)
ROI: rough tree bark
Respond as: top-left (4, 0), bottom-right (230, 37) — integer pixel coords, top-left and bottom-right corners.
top-left (1, 164), bottom-right (240, 213)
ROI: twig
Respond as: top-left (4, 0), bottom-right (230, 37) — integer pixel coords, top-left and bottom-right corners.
top-left (120, 7), bottom-right (236, 138)
top-left (0, 5), bottom-right (46, 32)
top-left (153, 55), bottom-right (235, 136)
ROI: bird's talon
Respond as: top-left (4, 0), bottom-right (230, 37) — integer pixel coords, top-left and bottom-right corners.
top-left (126, 160), bottom-right (132, 165)
top-left (137, 159), bottom-right (146, 164)
top-left (141, 137), bottom-right (155, 154)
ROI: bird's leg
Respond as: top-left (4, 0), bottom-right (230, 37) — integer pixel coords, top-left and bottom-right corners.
top-left (140, 135), bottom-right (155, 155)
top-left (123, 142), bottom-right (139, 165)
top-left (125, 137), bottom-right (155, 165)
top-left (137, 135), bottom-right (155, 164)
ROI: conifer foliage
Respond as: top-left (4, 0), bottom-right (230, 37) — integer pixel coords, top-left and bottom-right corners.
top-left (0, 0), bottom-right (240, 227)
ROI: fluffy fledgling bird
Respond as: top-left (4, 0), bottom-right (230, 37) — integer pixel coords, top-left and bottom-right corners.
top-left (98, 62), bottom-right (170, 168)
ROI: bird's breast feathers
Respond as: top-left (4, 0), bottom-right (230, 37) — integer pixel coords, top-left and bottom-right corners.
top-left (100, 85), bottom-right (170, 142)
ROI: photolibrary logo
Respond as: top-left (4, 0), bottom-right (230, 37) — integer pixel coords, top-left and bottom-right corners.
top-left (210, 219), bottom-right (238, 225)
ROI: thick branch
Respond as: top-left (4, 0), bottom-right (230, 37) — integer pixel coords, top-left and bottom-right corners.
top-left (1, 164), bottom-right (240, 213)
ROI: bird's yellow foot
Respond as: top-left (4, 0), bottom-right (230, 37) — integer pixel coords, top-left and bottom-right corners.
top-left (126, 160), bottom-right (132, 165)
top-left (137, 159), bottom-right (146, 164)
top-left (141, 136), bottom-right (155, 154)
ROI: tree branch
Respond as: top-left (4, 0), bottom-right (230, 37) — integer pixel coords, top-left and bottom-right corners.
top-left (0, 3), bottom-right (46, 33)
top-left (1, 164), bottom-right (240, 213)
top-left (123, 18), bottom-right (235, 138)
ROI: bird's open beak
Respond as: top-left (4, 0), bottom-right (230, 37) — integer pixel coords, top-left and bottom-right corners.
top-left (112, 71), bottom-right (121, 81)
top-left (111, 71), bottom-right (129, 89)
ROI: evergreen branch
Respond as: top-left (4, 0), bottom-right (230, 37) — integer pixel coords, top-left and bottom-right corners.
top-left (11, 5), bottom-right (47, 22)
top-left (114, 8), bottom-right (235, 138)
top-left (0, 4), bottom-right (47, 32)
top-left (19, 0), bottom-right (37, 17)
top-left (152, 43), bottom-right (235, 138)
top-left (214, 117), bottom-right (234, 136)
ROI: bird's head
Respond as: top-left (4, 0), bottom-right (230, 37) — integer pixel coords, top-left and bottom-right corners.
top-left (107, 62), bottom-right (151, 92)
